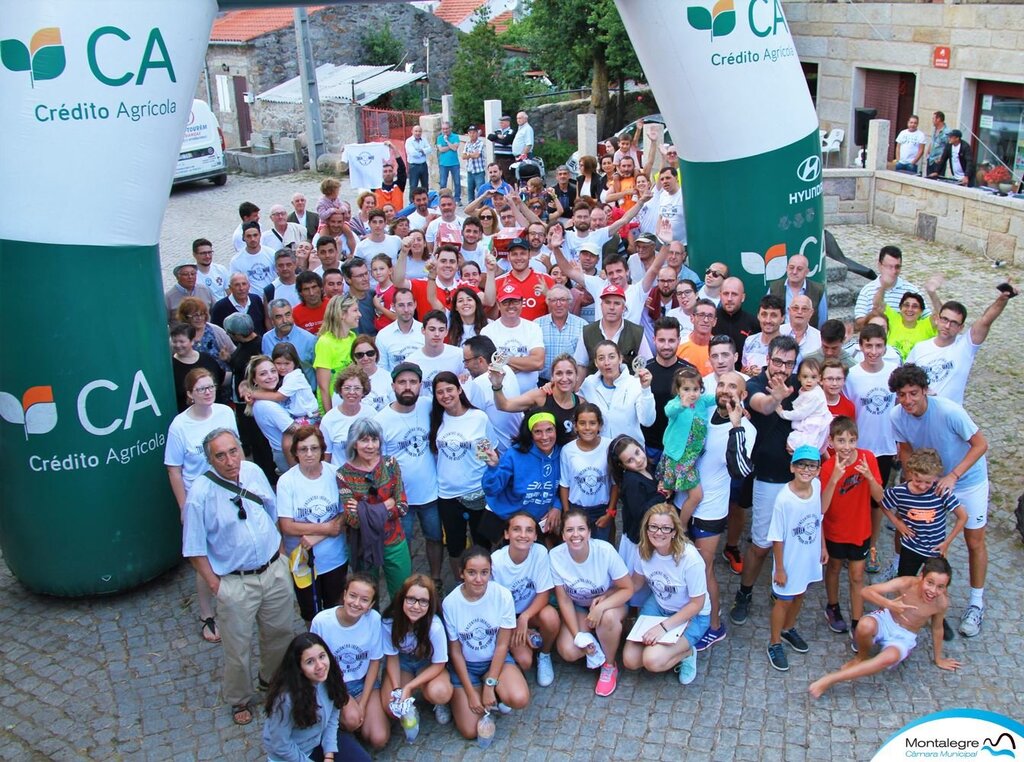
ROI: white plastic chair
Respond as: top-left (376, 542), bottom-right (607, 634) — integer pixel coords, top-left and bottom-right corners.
top-left (822, 128), bottom-right (844, 167)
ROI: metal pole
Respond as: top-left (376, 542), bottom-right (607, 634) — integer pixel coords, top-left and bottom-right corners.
top-left (294, 7), bottom-right (325, 168)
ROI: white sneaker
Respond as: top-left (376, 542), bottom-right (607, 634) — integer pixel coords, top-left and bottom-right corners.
top-left (678, 649), bottom-right (698, 685)
top-left (496, 702), bottom-right (513, 715)
top-left (433, 703), bottom-right (452, 725)
top-left (958, 605), bottom-right (984, 638)
top-left (536, 652), bottom-right (555, 687)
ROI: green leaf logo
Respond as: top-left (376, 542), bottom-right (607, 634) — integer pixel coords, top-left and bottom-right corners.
top-left (687, 0), bottom-right (736, 41)
top-left (1, 28), bottom-right (65, 87)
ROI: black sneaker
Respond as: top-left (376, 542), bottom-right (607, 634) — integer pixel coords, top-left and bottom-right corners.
top-left (767, 643), bottom-right (789, 671)
top-left (730, 590), bottom-right (752, 626)
top-left (942, 618), bottom-right (956, 642)
top-left (781, 628), bottom-right (809, 653)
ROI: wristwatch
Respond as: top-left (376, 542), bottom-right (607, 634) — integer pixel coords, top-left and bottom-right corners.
top-left (484, 677), bottom-right (499, 687)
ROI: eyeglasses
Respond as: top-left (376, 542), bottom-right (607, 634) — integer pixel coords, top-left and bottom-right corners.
top-left (937, 316), bottom-right (963, 327)
top-left (548, 296), bottom-right (570, 303)
top-left (479, 215), bottom-right (495, 220)
top-left (793, 462), bottom-right (819, 472)
top-left (340, 385), bottom-right (365, 393)
top-left (694, 313), bottom-right (716, 321)
top-left (296, 445), bottom-right (321, 454)
top-left (405, 596), bottom-right (430, 608)
top-left (646, 525), bottom-right (676, 535)
top-left (352, 350), bottom-right (377, 360)
top-left (769, 357), bottom-right (796, 369)
top-left (192, 385), bottom-right (216, 394)
top-left (676, 289), bottom-right (695, 297)
top-left (231, 496), bottom-right (247, 521)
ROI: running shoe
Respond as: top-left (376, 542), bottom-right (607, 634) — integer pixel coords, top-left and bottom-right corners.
top-left (824, 604), bottom-right (849, 634)
top-left (730, 590), bottom-right (752, 626)
top-left (865, 547), bottom-right (881, 574)
top-left (850, 631), bottom-right (859, 654)
top-left (958, 606), bottom-right (983, 638)
top-left (677, 649), bottom-right (698, 685)
top-left (536, 652), bottom-right (555, 687)
top-left (722, 546), bottom-right (744, 575)
top-left (595, 664), bottom-right (618, 697)
top-left (433, 703), bottom-right (452, 725)
top-left (767, 643), bottom-right (789, 671)
top-left (496, 702), bottom-right (513, 715)
top-left (781, 628), bottom-right (809, 653)
top-left (694, 624), bottom-right (727, 652)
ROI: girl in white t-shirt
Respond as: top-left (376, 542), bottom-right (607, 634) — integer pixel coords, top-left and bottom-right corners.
top-left (558, 404), bottom-right (617, 542)
top-left (310, 573), bottom-right (390, 751)
top-left (623, 504), bottom-right (711, 686)
top-left (381, 574), bottom-right (454, 727)
top-left (265, 343), bottom-right (321, 424)
top-left (490, 513), bottom-right (559, 686)
top-left (442, 547), bottom-right (530, 740)
top-left (549, 509), bottom-right (633, 698)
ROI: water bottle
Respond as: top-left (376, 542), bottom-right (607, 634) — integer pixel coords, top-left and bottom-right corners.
top-left (527, 629), bottom-right (543, 649)
top-left (401, 703), bottom-right (420, 743)
top-left (476, 710), bottom-right (496, 749)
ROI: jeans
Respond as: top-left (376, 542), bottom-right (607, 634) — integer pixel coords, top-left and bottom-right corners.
top-left (894, 162), bottom-right (919, 174)
top-left (439, 163), bottom-right (461, 203)
top-left (408, 163), bottom-right (429, 201)
top-left (466, 171), bottom-right (484, 204)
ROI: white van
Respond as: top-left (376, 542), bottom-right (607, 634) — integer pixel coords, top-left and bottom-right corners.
top-left (174, 99), bottom-right (227, 186)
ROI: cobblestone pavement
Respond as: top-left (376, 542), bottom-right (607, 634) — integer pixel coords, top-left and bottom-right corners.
top-left (2, 172), bottom-right (1022, 761)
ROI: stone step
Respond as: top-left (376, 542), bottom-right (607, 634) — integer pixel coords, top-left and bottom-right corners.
top-left (825, 256), bottom-right (846, 283)
top-left (825, 282), bottom-right (856, 309)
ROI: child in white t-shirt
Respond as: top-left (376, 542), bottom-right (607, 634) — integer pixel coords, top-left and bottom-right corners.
top-left (777, 358), bottom-right (832, 452)
top-left (765, 445), bottom-right (826, 673)
top-left (249, 343), bottom-right (320, 424)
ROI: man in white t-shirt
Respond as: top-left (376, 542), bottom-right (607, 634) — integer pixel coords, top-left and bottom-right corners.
top-left (425, 190), bottom-right (463, 254)
top-left (482, 287), bottom-right (546, 391)
top-left (231, 201), bottom-right (260, 253)
top-left (405, 310), bottom-right (465, 396)
top-left (375, 287), bottom-right (423, 370)
top-left (894, 115), bottom-right (928, 174)
top-left (906, 284), bottom-right (1017, 404)
top-left (229, 222), bottom-right (276, 295)
top-left (354, 208), bottom-right (402, 261)
top-left (462, 335), bottom-right (523, 454)
top-left (639, 167), bottom-right (687, 245)
top-left (405, 187), bottom-right (437, 232)
top-left (261, 204), bottom-right (306, 251)
top-left (780, 295), bottom-right (822, 361)
top-left (562, 188), bottom-right (650, 260)
top-left (192, 237), bottom-right (230, 301)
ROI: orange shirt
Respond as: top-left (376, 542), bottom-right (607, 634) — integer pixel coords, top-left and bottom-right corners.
top-left (617, 175), bottom-right (637, 211)
top-left (374, 186), bottom-right (404, 210)
top-left (677, 340), bottom-right (711, 376)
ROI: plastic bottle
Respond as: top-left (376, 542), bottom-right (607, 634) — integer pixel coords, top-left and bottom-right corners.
top-left (527, 629), bottom-right (543, 649)
top-left (401, 703), bottom-right (420, 743)
top-left (476, 710), bottom-right (496, 749)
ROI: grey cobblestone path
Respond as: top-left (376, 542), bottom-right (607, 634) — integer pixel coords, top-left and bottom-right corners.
top-left (2, 172), bottom-right (1021, 760)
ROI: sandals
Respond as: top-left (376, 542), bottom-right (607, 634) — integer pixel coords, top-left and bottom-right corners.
top-left (201, 617), bottom-right (221, 644)
top-left (231, 703), bottom-right (253, 726)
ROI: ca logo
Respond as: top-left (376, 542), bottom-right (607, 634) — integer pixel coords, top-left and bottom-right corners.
top-left (687, 0), bottom-right (736, 40)
top-left (797, 155), bottom-right (821, 183)
top-left (0, 386), bottom-right (58, 438)
top-left (0, 28), bottom-right (65, 87)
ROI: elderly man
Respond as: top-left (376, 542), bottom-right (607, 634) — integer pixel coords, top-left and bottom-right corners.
top-left (768, 254), bottom-right (827, 328)
top-left (628, 232), bottom-right (660, 284)
top-left (230, 222), bottom-right (276, 295)
top-left (262, 249), bottom-right (300, 308)
top-left (677, 298), bottom-right (718, 375)
top-left (182, 428), bottom-right (295, 726)
top-left (405, 124), bottom-right (433, 201)
top-left (487, 114), bottom-right (517, 184)
top-left (716, 277), bottom-right (760, 369)
top-left (536, 284), bottom-right (587, 384)
top-left (461, 125), bottom-right (486, 203)
top-left (165, 263), bottom-right (213, 323)
top-left (436, 121), bottom-right (462, 204)
top-left (574, 283), bottom-right (652, 374)
top-left (781, 294), bottom-right (822, 359)
top-left (212, 272), bottom-right (266, 336)
top-left (263, 296), bottom-right (316, 359)
top-left (262, 204), bottom-right (306, 251)
top-left (664, 240), bottom-right (702, 286)
top-left (512, 111), bottom-right (534, 161)
top-left (288, 193), bottom-right (319, 240)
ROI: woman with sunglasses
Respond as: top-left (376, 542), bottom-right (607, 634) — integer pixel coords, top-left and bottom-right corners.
top-left (165, 367), bottom-right (238, 644)
top-left (622, 504), bottom-right (710, 686)
top-left (349, 335), bottom-right (395, 412)
top-left (276, 425), bottom-right (348, 621)
top-left (337, 418), bottom-right (412, 598)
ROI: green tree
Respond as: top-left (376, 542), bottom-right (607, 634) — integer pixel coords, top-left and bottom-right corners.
top-left (450, 9), bottom-right (529, 129)
top-left (517, 0), bottom-right (643, 134)
top-left (360, 20), bottom-right (402, 66)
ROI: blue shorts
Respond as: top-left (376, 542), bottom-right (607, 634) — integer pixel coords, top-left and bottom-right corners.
top-left (400, 500), bottom-right (443, 543)
top-left (638, 598), bottom-right (711, 648)
top-left (398, 652), bottom-right (431, 676)
top-left (344, 675), bottom-right (382, 699)
top-left (448, 655), bottom-right (514, 687)
top-left (773, 592), bottom-right (799, 601)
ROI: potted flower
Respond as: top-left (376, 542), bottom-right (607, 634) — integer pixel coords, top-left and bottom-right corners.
top-left (984, 165), bottom-right (1014, 194)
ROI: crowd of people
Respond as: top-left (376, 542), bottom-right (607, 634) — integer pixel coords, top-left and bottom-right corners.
top-left (164, 126), bottom-right (1017, 757)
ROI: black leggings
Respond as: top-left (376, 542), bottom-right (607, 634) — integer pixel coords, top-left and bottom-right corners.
top-left (438, 497), bottom-right (493, 557)
top-left (293, 563), bottom-right (348, 622)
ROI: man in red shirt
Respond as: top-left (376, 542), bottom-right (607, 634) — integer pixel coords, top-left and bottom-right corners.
top-left (291, 271), bottom-right (327, 334)
top-left (819, 416), bottom-right (883, 641)
top-left (494, 237), bottom-right (555, 321)
top-left (394, 244), bottom-right (463, 321)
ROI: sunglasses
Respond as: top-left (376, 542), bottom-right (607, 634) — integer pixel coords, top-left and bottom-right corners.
top-left (231, 496), bottom-right (247, 521)
top-left (705, 269), bottom-right (723, 277)
top-left (352, 350), bottom-right (377, 360)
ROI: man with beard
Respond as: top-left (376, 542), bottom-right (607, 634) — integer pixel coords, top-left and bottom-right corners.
top-left (374, 362), bottom-right (444, 589)
top-left (562, 191), bottom-right (648, 261)
top-left (641, 265), bottom-right (682, 345)
top-left (375, 287), bottom-right (424, 371)
top-left (494, 236), bottom-right (555, 321)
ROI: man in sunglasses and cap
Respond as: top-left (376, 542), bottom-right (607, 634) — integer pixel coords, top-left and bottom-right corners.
top-left (182, 428), bottom-right (294, 727)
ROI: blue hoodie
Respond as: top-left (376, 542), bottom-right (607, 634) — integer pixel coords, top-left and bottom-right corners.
top-left (482, 444), bottom-right (561, 520)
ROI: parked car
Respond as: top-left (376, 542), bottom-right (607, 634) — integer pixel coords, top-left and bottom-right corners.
top-left (173, 99), bottom-right (227, 187)
top-left (565, 113), bottom-right (672, 177)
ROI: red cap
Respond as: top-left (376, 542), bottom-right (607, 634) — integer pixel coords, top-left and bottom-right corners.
top-left (498, 282), bottom-right (523, 302)
top-left (599, 284), bottom-right (626, 300)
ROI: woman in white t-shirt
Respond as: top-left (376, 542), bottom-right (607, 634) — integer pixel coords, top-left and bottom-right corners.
top-left (321, 365), bottom-right (375, 462)
top-left (380, 574), bottom-right (453, 727)
top-left (549, 509), bottom-right (633, 698)
top-left (349, 335), bottom-right (396, 413)
top-left (246, 342), bottom-right (319, 424)
top-left (490, 513), bottom-right (559, 686)
top-left (442, 547), bottom-right (530, 740)
top-left (164, 367), bottom-right (238, 644)
top-left (430, 372), bottom-right (498, 566)
top-left (622, 504), bottom-right (711, 687)
top-left (310, 573), bottom-right (390, 751)
top-left (276, 425), bottom-right (347, 622)
top-left (244, 355), bottom-right (298, 474)
top-left (558, 404), bottom-right (617, 542)
top-left (439, 286), bottom-right (489, 348)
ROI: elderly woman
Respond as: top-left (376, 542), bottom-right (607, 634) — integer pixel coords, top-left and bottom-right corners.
top-left (275, 425), bottom-right (348, 621)
top-left (338, 418), bottom-right (412, 598)
top-left (178, 296), bottom-right (235, 377)
top-left (314, 294), bottom-right (361, 413)
top-left (320, 365), bottom-right (375, 462)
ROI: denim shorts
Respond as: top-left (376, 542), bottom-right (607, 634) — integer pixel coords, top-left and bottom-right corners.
top-left (344, 675), bottom-right (382, 699)
top-left (638, 598), bottom-right (710, 648)
top-left (398, 652), bottom-right (430, 676)
top-left (400, 500), bottom-right (443, 543)
top-left (448, 655), bottom-right (514, 687)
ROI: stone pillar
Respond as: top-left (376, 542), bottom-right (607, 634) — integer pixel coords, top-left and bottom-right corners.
top-left (483, 99), bottom-right (503, 165)
top-left (866, 119), bottom-right (890, 172)
top-left (420, 113), bottom-right (443, 188)
top-left (440, 94), bottom-right (454, 126)
top-left (577, 113), bottom-right (597, 162)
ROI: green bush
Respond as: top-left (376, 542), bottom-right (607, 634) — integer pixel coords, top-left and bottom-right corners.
top-left (534, 138), bottom-right (575, 171)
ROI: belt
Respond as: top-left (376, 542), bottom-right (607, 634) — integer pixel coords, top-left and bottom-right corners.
top-left (229, 551), bottom-right (279, 576)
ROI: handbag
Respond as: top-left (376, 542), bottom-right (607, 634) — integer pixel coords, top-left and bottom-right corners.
top-left (456, 489), bottom-right (487, 512)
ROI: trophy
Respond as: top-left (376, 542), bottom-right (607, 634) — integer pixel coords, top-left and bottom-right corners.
top-left (475, 438), bottom-right (492, 461)
top-left (631, 356), bottom-right (647, 374)
top-left (490, 349), bottom-right (512, 372)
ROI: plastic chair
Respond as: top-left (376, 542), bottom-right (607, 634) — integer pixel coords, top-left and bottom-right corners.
top-left (822, 128), bottom-right (844, 167)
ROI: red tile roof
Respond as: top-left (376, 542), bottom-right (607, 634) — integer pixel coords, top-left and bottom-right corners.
top-left (210, 7), bottom-right (326, 43)
top-left (490, 10), bottom-right (513, 34)
top-left (435, 0), bottom-right (485, 27)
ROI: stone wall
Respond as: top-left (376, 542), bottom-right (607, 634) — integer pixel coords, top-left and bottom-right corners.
top-left (822, 169), bottom-right (874, 225)
top-left (786, 1), bottom-right (1024, 166)
top-left (251, 101), bottom-right (361, 156)
top-left (871, 171), bottom-right (1023, 264)
top-left (527, 91), bottom-right (661, 145)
